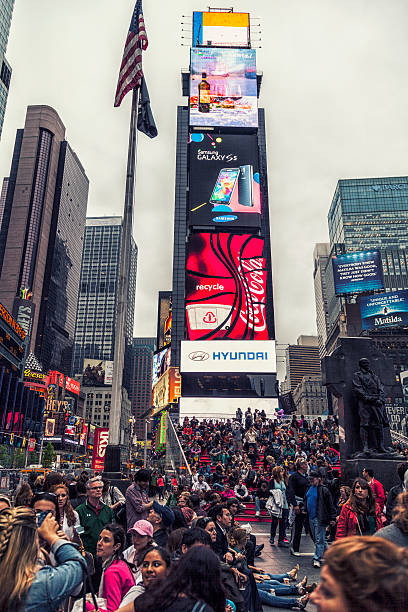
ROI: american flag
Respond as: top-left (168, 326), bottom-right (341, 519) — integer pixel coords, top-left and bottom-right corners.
top-left (114, 0), bottom-right (148, 108)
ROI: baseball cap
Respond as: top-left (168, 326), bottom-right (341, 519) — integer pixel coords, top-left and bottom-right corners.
top-left (127, 519), bottom-right (153, 537)
top-left (152, 501), bottom-right (175, 528)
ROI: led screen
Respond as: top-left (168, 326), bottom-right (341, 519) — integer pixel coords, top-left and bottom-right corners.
top-left (157, 291), bottom-right (172, 350)
top-left (189, 133), bottom-right (261, 228)
top-left (152, 346), bottom-right (171, 388)
top-left (185, 233), bottom-right (270, 341)
top-left (190, 48), bottom-right (258, 128)
top-left (332, 250), bottom-right (384, 295)
top-left (193, 11), bottom-right (250, 48)
top-left (82, 359), bottom-right (113, 386)
top-left (360, 290), bottom-right (408, 330)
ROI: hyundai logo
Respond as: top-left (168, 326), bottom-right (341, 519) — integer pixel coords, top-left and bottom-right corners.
top-left (188, 351), bottom-right (209, 361)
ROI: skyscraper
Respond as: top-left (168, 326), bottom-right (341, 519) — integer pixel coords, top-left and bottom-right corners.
top-left (284, 336), bottom-right (321, 392)
top-left (129, 337), bottom-right (155, 438)
top-left (313, 243), bottom-right (330, 357)
top-left (0, 0), bottom-right (15, 139)
top-left (72, 217), bottom-right (137, 379)
top-left (0, 105), bottom-right (89, 372)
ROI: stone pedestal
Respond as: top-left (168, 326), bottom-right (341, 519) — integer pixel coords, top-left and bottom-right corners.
top-left (343, 457), bottom-right (401, 489)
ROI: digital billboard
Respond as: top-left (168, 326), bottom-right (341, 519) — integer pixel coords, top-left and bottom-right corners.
top-left (152, 346), bottom-right (171, 388)
top-left (189, 133), bottom-right (261, 228)
top-left (179, 397), bottom-right (278, 421)
top-left (193, 11), bottom-right (250, 48)
top-left (157, 291), bottom-right (172, 350)
top-left (332, 250), bottom-right (384, 295)
top-left (360, 290), bottom-right (408, 330)
top-left (186, 233), bottom-right (271, 340)
top-left (82, 359), bottom-right (114, 386)
top-left (181, 340), bottom-right (276, 373)
top-left (190, 48), bottom-right (258, 129)
top-left (152, 367), bottom-right (181, 414)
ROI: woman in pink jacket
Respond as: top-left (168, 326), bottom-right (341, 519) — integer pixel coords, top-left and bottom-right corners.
top-left (88, 523), bottom-right (135, 611)
top-left (336, 478), bottom-right (383, 539)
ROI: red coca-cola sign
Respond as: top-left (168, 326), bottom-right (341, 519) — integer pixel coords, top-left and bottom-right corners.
top-left (186, 233), bottom-right (270, 340)
top-left (91, 427), bottom-right (109, 471)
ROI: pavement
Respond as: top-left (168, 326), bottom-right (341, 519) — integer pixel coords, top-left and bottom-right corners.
top-left (249, 522), bottom-right (320, 611)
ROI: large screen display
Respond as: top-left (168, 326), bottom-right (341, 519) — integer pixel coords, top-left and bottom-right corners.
top-left (360, 290), bottom-right (408, 330)
top-left (185, 233), bottom-right (270, 340)
top-left (190, 48), bottom-right (258, 129)
top-left (152, 346), bottom-right (171, 388)
top-left (157, 291), bottom-right (172, 350)
top-left (332, 250), bottom-right (384, 295)
top-left (181, 340), bottom-right (276, 373)
top-left (189, 133), bottom-right (261, 228)
top-left (192, 11), bottom-right (250, 48)
top-left (179, 397), bottom-right (278, 421)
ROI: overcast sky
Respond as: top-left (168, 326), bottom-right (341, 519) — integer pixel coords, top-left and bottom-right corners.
top-left (1, 0), bottom-right (408, 368)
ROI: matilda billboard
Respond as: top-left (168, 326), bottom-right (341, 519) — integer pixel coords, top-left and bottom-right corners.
top-left (189, 133), bottom-right (261, 228)
top-left (185, 233), bottom-right (271, 341)
top-left (192, 11), bottom-right (250, 48)
top-left (190, 48), bottom-right (258, 129)
top-left (332, 250), bottom-right (384, 296)
top-left (360, 290), bottom-right (408, 330)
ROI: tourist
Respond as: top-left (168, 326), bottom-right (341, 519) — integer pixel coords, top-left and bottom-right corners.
top-left (386, 462), bottom-right (408, 523)
top-left (123, 519), bottom-right (155, 579)
top-left (76, 477), bottom-right (113, 557)
top-left (286, 459), bottom-right (310, 555)
top-left (254, 480), bottom-right (270, 517)
top-left (125, 469), bottom-right (152, 529)
top-left (14, 482), bottom-right (33, 507)
top-left (304, 471), bottom-right (336, 568)
top-left (336, 477), bottom-right (382, 538)
top-left (119, 546), bottom-right (171, 609)
top-left (376, 491), bottom-right (408, 547)
top-left (147, 501), bottom-right (174, 547)
top-left (51, 483), bottom-right (80, 540)
top-left (210, 503), bottom-right (232, 559)
top-left (362, 467), bottom-right (386, 511)
top-left (192, 474), bottom-right (211, 493)
top-left (269, 465), bottom-right (290, 547)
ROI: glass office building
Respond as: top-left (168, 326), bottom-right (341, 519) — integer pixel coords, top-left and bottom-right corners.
top-left (72, 217), bottom-right (138, 380)
top-left (0, 0), bottom-right (14, 139)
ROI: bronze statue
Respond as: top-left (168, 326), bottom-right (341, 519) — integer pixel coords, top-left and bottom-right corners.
top-left (352, 358), bottom-right (391, 456)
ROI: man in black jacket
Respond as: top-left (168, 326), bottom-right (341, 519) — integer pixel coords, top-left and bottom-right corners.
top-left (210, 503), bottom-right (232, 560)
top-left (286, 459), bottom-right (310, 555)
top-left (386, 462), bottom-right (408, 523)
top-left (304, 472), bottom-right (336, 568)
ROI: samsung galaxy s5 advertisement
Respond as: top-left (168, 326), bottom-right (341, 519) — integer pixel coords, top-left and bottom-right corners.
top-left (189, 133), bottom-right (261, 228)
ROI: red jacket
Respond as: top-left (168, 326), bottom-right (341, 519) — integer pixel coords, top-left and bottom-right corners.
top-left (369, 478), bottom-right (386, 511)
top-left (336, 501), bottom-right (383, 539)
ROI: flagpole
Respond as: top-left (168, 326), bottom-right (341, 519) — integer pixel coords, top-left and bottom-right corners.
top-left (105, 87), bottom-right (139, 474)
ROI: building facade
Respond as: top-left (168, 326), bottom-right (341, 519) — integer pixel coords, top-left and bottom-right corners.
top-left (72, 217), bottom-right (137, 379)
top-left (284, 336), bottom-right (321, 392)
top-left (0, 106), bottom-right (89, 373)
top-left (292, 375), bottom-right (328, 416)
top-left (313, 243), bottom-right (330, 358)
top-left (0, 0), bottom-right (14, 139)
top-left (129, 337), bottom-right (155, 438)
top-left (82, 384), bottom-right (131, 447)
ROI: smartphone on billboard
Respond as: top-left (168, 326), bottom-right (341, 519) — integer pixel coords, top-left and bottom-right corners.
top-left (210, 168), bottom-right (240, 205)
top-left (238, 164), bottom-right (253, 206)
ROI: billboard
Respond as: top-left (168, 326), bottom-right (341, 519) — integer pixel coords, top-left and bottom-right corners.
top-left (193, 11), bottom-right (250, 48)
top-left (152, 367), bottom-right (181, 414)
top-left (82, 360), bottom-right (114, 386)
top-left (360, 290), bottom-right (408, 330)
top-left (190, 48), bottom-right (258, 129)
top-left (65, 376), bottom-right (80, 395)
top-left (188, 133), bottom-right (261, 228)
top-left (44, 418), bottom-right (55, 437)
top-left (13, 297), bottom-right (35, 343)
top-left (91, 427), bottom-right (109, 471)
top-left (152, 347), bottom-right (171, 388)
top-left (179, 397), bottom-right (278, 421)
top-left (332, 250), bottom-right (384, 295)
top-left (186, 233), bottom-right (271, 340)
top-left (157, 291), bottom-right (172, 350)
top-left (181, 340), bottom-right (276, 373)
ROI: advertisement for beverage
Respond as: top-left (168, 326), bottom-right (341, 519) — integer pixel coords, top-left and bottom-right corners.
top-left (185, 233), bottom-right (270, 340)
top-left (332, 250), bottom-right (384, 295)
top-left (360, 290), bottom-right (408, 330)
top-left (189, 133), bottom-right (261, 228)
top-left (190, 48), bottom-right (258, 128)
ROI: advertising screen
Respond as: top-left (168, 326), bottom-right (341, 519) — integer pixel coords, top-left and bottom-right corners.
top-left (181, 340), bottom-right (276, 373)
top-left (186, 233), bottom-right (270, 340)
top-left (332, 250), bottom-right (384, 295)
top-left (152, 367), bottom-right (181, 414)
top-left (91, 427), bottom-right (109, 471)
top-left (189, 133), bottom-right (261, 228)
top-left (157, 291), bottom-right (172, 350)
top-left (152, 347), bottom-right (171, 388)
top-left (190, 48), bottom-right (258, 129)
top-left (82, 359), bottom-right (113, 386)
top-left (360, 290), bottom-right (408, 330)
top-left (179, 397), bottom-right (278, 421)
top-left (193, 11), bottom-right (250, 48)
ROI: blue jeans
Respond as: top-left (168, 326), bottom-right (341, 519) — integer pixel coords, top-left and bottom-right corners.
top-left (309, 516), bottom-right (328, 561)
top-left (263, 572), bottom-right (290, 581)
top-left (257, 581), bottom-right (298, 595)
top-left (255, 497), bottom-right (266, 513)
top-left (258, 588), bottom-right (299, 608)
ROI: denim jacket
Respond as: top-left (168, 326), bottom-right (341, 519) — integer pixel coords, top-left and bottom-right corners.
top-left (25, 539), bottom-right (87, 611)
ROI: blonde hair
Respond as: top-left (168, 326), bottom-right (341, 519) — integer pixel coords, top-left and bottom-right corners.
top-left (0, 507), bottom-right (38, 611)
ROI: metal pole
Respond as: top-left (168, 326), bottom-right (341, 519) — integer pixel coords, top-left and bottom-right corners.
top-left (38, 434), bottom-right (44, 466)
top-left (109, 88), bottom-right (139, 449)
top-left (143, 419), bottom-right (148, 467)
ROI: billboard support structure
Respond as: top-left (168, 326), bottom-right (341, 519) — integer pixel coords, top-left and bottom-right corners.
top-left (108, 88), bottom-right (139, 466)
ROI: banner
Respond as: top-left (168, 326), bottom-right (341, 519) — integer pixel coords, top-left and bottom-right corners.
top-left (45, 418), bottom-right (55, 437)
top-left (332, 250), bottom-right (384, 295)
top-left (186, 233), bottom-right (270, 340)
top-left (65, 376), bottom-right (80, 395)
top-left (360, 290), bottom-right (408, 330)
top-left (83, 360), bottom-right (113, 386)
top-left (28, 438), bottom-right (36, 452)
top-left (91, 427), bottom-right (109, 471)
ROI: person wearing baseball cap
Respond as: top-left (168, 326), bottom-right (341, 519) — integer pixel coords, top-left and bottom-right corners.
top-left (123, 519), bottom-right (155, 570)
top-left (148, 501), bottom-right (175, 547)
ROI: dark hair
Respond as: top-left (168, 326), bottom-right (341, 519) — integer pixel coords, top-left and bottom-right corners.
top-left (209, 503), bottom-right (227, 522)
top-left (134, 469), bottom-right (151, 483)
top-left (134, 546), bottom-right (225, 612)
top-left (350, 478), bottom-right (377, 514)
top-left (188, 494), bottom-right (201, 509)
top-left (171, 506), bottom-right (188, 530)
top-left (14, 483), bottom-right (33, 507)
top-left (140, 545), bottom-right (171, 569)
top-left (226, 498), bottom-right (239, 508)
top-left (30, 492), bottom-right (61, 524)
top-left (363, 468), bottom-right (374, 478)
top-left (397, 462), bottom-right (408, 482)
top-left (76, 480), bottom-right (87, 495)
top-left (43, 472), bottom-right (64, 492)
top-left (101, 523), bottom-right (126, 562)
top-left (393, 491), bottom-right (408, 534)
top-left (181, 527), bottom-right (211, 550)
top-left (196, 517), bottom-right (215, 530)
top-left (166, 527), bottom-right (187, 553)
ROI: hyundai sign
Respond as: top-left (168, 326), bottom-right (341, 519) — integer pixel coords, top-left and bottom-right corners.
top-left (360, 290), bottom-right (408, 330)
top-left (332, 250), bottom-right (384, 296)
top-left (181, 340), bottom-right (276, 373)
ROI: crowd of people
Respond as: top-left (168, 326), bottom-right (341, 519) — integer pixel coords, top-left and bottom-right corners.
top-left (0, 409), bottom-right (407, 610)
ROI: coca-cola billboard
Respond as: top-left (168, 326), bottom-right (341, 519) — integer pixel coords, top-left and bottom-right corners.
top-left (91, 427), bottom-right (109, 471)
top-left (186, 233), bottom-right (271, 340)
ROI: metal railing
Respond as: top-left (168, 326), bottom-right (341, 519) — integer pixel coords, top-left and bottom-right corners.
top-left (166, 417), bottom-right (192, 477)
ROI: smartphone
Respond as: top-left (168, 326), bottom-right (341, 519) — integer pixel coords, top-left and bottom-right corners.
top-left (36, 510), bottom-right (49, 527)
top-left (238, 164), bottom-right (253, 206)
top-left (210, 168), bottom-right (240, 205)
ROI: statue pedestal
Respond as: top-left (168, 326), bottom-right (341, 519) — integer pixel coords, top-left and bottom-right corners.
top-left (344, 457), bottom-right (402, 489)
